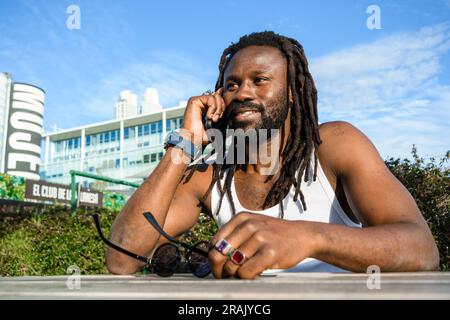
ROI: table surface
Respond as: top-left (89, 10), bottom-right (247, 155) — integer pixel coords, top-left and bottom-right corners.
top-left (1, 272), bottom-right (449, 300)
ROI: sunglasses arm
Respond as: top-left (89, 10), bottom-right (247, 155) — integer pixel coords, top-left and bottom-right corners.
top-left (143, 212), bottom-right (209, 258)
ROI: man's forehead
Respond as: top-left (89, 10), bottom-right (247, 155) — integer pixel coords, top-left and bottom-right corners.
top-left (224, 45), bottom-right (286, 76)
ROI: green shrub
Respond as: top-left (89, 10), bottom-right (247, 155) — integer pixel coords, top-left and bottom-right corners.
top-left (0, 206), bottom-right (116, 276)
top-left (0, 206), bottom-right (217, 276)
top-left (102, 191), bottom-right (127, 211)
top-left (385, 146), bottom-right (449, 271)
top-left (0, 174), bottom-right (25, 200)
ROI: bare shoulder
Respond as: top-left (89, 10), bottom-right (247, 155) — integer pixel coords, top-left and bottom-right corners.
top-left (317, 121), bottom-right (384, 177)
top-left (316, 121), bottom-right (426, 229)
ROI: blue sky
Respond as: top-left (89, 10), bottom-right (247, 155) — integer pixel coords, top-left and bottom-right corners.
top-left (1, 0), bottom-right (449, 160)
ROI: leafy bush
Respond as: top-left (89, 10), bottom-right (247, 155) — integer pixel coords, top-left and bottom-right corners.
top-left (0, 206), bottom-right (116, 276)
top-left (0, 205), bottom-right (217, 276)
top-left (102, 191), bottom-right (127, 211)
top-left (0, 174), bottom-right (25, 200)
top-left (385, 146), bottom-right (449, 271)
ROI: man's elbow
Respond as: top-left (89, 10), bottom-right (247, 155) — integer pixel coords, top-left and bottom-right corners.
top-left (416, 234), bottom-right (440, 272)
top-left (105, 253), bottom-right (141, 275)
top-left (422, 247), bottom-right (440, 271)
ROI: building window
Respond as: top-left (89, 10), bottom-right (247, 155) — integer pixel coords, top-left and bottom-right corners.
top-left (151, 153), bottom-right (157, 163)
top-left (115, 159), bottom-right (120, 168)
top-left (158, 152), bottom-right (163, 160)
top-left (104, 132), bottom-right (110, 143)
top-left (138, 125), bottom-right (143, 136)
top-left (151, 123), bottom-right (156, 134)
top-left (143, 154), bottom-right (150, 163)
top-left (86, 135), bottom-right (91, 147)
top-left (144, 124), bottom-right (149, 136)
top-left (111, 130), bottom-right (116, 141)
top-left (158, 121), bottom-right (162, 133)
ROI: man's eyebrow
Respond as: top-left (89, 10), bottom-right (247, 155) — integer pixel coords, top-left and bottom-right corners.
top-left (224, 69), bottom-right (273, 82)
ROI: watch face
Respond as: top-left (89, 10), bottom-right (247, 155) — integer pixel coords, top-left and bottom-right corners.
top-left (165, 132), bottom-right (181, 146)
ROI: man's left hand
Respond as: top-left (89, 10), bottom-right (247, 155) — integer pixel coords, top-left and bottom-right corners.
top-left (208, 211), bottom-right (319, 279)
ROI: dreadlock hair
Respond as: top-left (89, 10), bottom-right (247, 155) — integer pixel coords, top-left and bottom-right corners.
top-left (185, 31), bottom-right (322, 219)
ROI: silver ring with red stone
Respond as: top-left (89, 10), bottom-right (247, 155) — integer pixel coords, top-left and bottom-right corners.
top-left (229, 248), bottom-right (246, 265)
top-left (214, 238), bottom-right (235, 256)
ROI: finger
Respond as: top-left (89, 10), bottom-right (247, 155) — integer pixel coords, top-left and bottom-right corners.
top-left (209, 212), bottom-right (253, 248)
top-left (208, 246), bottom-right (229, 279)
top-left (222, 232), bottom-right (263, 278)
top-left (236, 246), bottom-right (275, 280)
top-left (212, 94), bottom-right (226, 122)
top-left (212, 220), bottom-right (260, 278)
top-left (208, 215), bottom-right (253, 279)
top-left (201, 95), bottom-right (218, 120)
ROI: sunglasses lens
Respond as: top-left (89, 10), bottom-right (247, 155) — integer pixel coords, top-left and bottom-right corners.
top-left (187, 241), bottom-right (211, 278)
top-left (152, 243), bottom-right (180, 277)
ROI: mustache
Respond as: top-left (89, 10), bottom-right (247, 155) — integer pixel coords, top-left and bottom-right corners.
top-left (226, 101), bottom-right (265, 118)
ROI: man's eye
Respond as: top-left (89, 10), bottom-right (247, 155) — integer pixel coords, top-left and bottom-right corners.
top-left (226, 83), bottom-right (237, 90)
top-left (255, 77), bottom-right (268, 83)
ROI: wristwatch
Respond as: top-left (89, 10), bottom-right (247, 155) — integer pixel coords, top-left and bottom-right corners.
top-left (164, 131), bottom-right (202, 161)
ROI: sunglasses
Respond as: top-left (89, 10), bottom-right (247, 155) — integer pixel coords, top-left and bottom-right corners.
top-left (92, 212), bottom-right (212, 278)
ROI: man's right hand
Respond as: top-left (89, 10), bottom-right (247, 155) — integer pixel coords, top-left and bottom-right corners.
top-left (181, 88), bottom-right (226, 145)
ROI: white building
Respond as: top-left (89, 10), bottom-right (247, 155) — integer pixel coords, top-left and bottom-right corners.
top-left (115, 90), bottom-right (138, 119)
top-left (141, 87), bottom-right (162, 114)
top-left (41, 100), bottom-right (186, 188)
top-left (0, 72), bottom-right (45, 180)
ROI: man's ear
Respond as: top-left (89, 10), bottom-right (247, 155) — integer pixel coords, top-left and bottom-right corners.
top-left (288, 87), bottom-right (293, 104)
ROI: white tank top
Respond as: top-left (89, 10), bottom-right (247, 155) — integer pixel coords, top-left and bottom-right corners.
top-left (209, 156), bottom-right (362, 273)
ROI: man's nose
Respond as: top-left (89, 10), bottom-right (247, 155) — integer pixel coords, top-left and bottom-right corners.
top-left (234, 81), bottom-right (254, 102)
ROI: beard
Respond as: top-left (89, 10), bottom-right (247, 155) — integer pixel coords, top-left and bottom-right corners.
top-left (226, 90), bottom-right (290, 133)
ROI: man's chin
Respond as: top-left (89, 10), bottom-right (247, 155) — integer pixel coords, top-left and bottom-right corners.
top-left (229, 120), bottom-right (261, 132)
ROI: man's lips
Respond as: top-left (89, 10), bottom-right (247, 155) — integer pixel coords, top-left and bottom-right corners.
top-left (232, 109), bottom-right (260, 121)
top-left (231, 107), bottom-right (260, 116)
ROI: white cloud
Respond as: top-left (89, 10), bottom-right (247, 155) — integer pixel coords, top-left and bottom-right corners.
top-left (310, 22), bottom-right (450, 159)
top-left (80, 52), bottom-right (212, 121)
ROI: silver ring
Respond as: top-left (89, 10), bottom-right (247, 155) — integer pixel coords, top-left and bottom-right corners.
top-left (214, 238), bottom-right (235, 256)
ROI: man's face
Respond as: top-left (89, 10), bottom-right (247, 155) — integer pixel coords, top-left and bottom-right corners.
top-left (222, 45), bottom-right (290, 132)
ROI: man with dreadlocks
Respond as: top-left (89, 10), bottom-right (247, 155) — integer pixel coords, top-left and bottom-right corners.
top-left (106, 31), bottom-right (439, 278)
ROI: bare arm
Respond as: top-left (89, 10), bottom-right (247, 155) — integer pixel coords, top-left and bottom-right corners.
top-left (106, 90), bottom-right (226, 274)
top-left (106, 146), bottom-right (201, 274)
top-left (207, 121), bottom-right (439, 279)
top-left (312, 121), bottom-right (440, 272)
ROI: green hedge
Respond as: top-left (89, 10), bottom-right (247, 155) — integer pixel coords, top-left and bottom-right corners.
top-left (0, 206), bottom-right (217, 276)
top-left (0, 147), bottom-right (448, 275)
top-left (385, 146), bottom-right (449, 271)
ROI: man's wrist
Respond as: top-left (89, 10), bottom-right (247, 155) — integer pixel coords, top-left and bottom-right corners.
top-left (178, 128), bottom-right (203, 148)
top-left (165, 144), bottom-right (192, 166)
top-left (294, 220), bottom-right (326, 259)
top-left (164, 129), bottom-right (202, 161)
